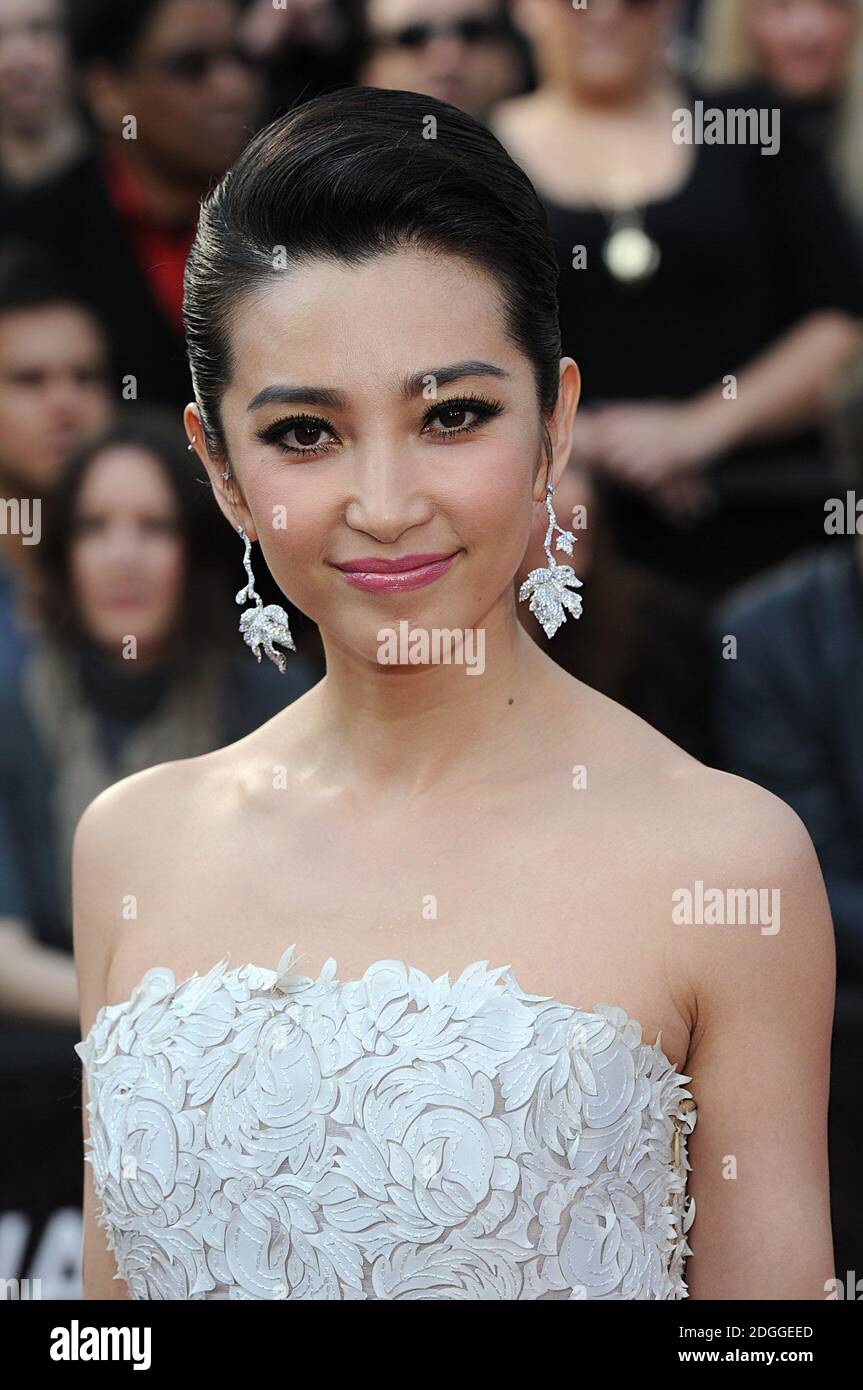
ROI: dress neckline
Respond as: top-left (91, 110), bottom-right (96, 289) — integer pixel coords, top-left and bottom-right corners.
top-left (79, 944), bottom-right (692, 1079)
top-left (539, 136), bottom-right (702, 220)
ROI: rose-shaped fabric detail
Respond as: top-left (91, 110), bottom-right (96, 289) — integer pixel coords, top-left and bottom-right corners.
top-left (76, 955), bottom-right (697, 1299)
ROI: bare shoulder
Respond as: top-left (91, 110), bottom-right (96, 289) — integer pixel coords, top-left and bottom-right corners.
top-left (71, 701), bottom-right (293, 862)
top-left (627, 746), bottom-right (836, 1296)
top-left (652, 740), bottom-right (831, 919)
top-left (73, 747), bottom-right (224, 869)
top-left (563, 681), bottom-right (835, 1049)
top-left (552, 681), bottom-right (835, 1296)
top-left (575, 677), bottom-right (825, 878)
top-left (623, 705), bottom-right (834, 1051)
top-left (673, 761), bottom-right (835, 1043)
top-left (71, 744), bottom-right (242, 1028)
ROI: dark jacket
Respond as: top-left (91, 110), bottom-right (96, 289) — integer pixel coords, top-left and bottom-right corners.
top-left (712, 544), bottom-right (863, 981)
top-left (1, 151), bottom-right (193, 412)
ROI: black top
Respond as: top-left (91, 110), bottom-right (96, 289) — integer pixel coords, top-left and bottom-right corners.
top-left (74, 639), bottom-right (174, 765)
top-left (544, 83), bottom-right (863, 496)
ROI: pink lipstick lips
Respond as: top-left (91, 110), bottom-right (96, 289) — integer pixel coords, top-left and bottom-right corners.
top-left (334, 550), bottom-right (461, 593)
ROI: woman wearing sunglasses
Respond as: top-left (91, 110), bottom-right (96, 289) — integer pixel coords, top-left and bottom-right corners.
top-left (356, 0), bottom-right (526, 120)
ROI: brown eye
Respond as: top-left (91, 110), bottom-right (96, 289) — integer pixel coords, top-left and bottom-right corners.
top-left (256, 414), bottom-right (340, 455)
top-left (422, 396), bottom-right (503, 440)
top-left (437, 406), bottom-right (469, 429)
top-left (292, 424), bottom-right (325, 447)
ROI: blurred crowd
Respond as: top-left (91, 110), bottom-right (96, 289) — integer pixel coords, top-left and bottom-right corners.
top-left (0, 0), bottom-right (861, 1036)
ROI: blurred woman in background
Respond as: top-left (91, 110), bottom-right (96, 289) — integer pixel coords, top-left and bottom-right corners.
top-left (700, 0), bottom-right (863, 230)
top-left (492, 0), bottom-right (863, 601)
top-left (0, 412), bottom-right (320, 1025)
top-left (0, 0), bottom-right (87, 192)
top-left (350, 0), bottom-right (527, 122)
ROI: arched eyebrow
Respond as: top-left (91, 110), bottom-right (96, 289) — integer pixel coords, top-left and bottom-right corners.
top-left (247, 384), bottom-right (344, 411)
top-left (398, 361), bottom-right (511, 398)
top-left (246, 361), bottom-right (510, 413)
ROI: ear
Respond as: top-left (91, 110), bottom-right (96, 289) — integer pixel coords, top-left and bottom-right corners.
top-left (532, 356), bottom-right (581, 502)
top-left (183, 403), bottom-right (258, 543)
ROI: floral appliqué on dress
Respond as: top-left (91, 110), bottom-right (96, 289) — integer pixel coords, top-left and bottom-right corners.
top-left (76, 949), bottom-right (698, 1300)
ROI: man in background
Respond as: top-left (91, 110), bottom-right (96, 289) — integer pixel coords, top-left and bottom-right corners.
top-left (0, 0), bottom-right (87, 189)
top-left (0, 246), bottom-right (113, 683)
top-left (2, 0), bottom-right (262, 413)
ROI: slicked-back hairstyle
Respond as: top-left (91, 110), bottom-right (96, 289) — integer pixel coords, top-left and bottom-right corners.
top-left (183, 86), bottom-right (562, 457)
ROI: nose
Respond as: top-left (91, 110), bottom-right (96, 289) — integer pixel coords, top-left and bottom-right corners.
top-left (46, 373), bottom-right (88, 427)
top-left (102, 517), bottom-right (141, 557)
top-left (344, 443), bottom-right (431, 543)
top-left (1, 32), bottom-right (42, 66)
top-left (208, 53), bottom-right (258, 103)
top-left (102, 521), bottom-right (163, 582)
top-left (423, 34), bottom-right (469, 68)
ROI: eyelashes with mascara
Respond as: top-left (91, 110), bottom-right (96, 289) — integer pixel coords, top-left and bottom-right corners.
top-left (255, 394), bottom-right (505, 457)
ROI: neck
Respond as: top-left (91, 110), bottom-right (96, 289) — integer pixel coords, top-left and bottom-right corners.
top-left (107, 139), bottom-right (203, 223)
top-left (81, 633), bottom-right (172, 674)
top-left (291, 596), bottom-right (581, 805)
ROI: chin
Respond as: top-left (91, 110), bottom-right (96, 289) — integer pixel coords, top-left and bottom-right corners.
top-left (575, 69), bottom-right (637, 101)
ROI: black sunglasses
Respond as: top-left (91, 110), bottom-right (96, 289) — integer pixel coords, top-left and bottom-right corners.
top-left (371, 16), bottom-right (510, 51)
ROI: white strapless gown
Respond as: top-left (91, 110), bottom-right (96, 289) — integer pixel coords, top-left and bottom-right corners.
top-left (75, 946), bottom-right (698, 1300)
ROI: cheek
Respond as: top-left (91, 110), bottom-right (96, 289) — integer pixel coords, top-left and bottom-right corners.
top-left (151, 541), bottom-right (185, 597)
top-left (8, 396), bottom-right (36, 431)
top-left (750, 16), bottom-right (783, 54)
top-left (69, 542), bottom-right (96, 595)
top-left (145, 87), bottom-right (193, 138)
top-left (83, 389), bottom-right (111, 425)
top-left (246, 467), bottom-right (334, 597)
top-left (454, 441), bottom-right (537, 561)
top-left (824, 19), bottom-right (856, 63)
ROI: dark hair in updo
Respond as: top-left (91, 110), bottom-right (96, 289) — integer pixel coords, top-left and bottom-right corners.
top-left (183, 86), bottom-right (562, 457)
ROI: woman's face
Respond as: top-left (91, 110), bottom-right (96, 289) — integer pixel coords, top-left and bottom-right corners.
top-left (0, 0), bottom-right (69, 132)
top-left (517, 0), bottom-right (674, 101)
top-left (69, 445), bottom-right (186, 661)
top-left (360, 0), bottom-right (522, 121)
top-left (195, 246), bottom-right (578, 668)
top-left (747, 0), bottom-right (858, 100)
